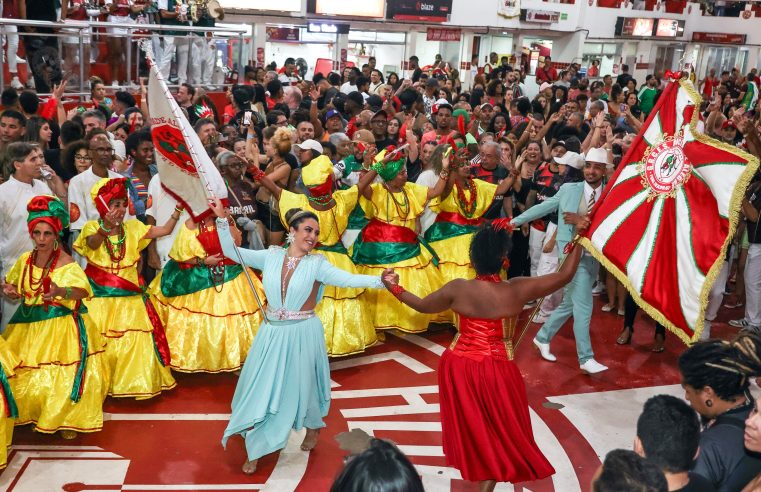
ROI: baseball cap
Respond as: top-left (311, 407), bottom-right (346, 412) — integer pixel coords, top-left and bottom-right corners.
top-left (554, 151), bottom-right (584, 169)
top-left (539, 82), bottom-right (552, 92)
top-left (432, 98), bottom-right (453, 114)
top-left (294, 139), bottom-right (324, 154)
top-left (325, 109), bottom-right (342, 121)
top-left (479, 102), bottom-right (493, 110)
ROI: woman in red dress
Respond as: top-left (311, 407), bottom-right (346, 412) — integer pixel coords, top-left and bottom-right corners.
top-left (381, 221), bottom-right (583, 491)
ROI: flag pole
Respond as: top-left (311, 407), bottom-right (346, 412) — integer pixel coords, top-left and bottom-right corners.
top-left (140, 40), bottom-right (269, 322)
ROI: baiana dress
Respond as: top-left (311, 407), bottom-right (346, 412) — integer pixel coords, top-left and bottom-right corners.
top-left (441, 307), bottom-right (555, 483)
top-left (352, 182), bottom-right (445, 332)
top-left (74, 219), bottom-right (176, 399)
top-left (425, 179), bottom-right (498, 283)
top-left (3, 254), bottom-right (109, 433)
top-left (278, 188), bottom-right (377, 357)
top-left (149, 221), bottom-right (265, 373)
top-left (216, 218), bottom-right (385, 462)
top-left (0, 337), bottom-right (19, 469)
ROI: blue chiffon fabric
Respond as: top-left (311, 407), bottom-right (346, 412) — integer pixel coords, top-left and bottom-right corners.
top-left (216, 218), bottom-right (383, 460)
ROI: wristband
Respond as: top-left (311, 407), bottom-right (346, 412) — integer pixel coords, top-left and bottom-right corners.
top-left (250, 167), bottom-right (266, 182)
top-left (174, 206), bottom-right (184, 214)
top-left (389, 284), bottom-right (406, 299)
top-left (246, 133), bottom-right (255, 140)
top-left (64, 286), bottom-right (72, 299)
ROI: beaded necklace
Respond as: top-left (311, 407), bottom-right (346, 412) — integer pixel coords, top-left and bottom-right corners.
top-left (25, 247), bottom-right (62, 298)
top-left (199, 219), bottom-right (226, 292)
top-left (475, 273), bottom-right (501, 283)
top-left (456, 178), bottom-right (478, 218)
top-left (384, 184), bottom-right (410, 222)
top-left (100, 219), bottom-right (127, 264)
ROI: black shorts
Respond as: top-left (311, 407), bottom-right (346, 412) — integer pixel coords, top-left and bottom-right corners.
top-left (256, 200), bottom-right (286, 232)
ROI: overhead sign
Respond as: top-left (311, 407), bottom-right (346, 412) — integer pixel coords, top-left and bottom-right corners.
top-left (307, 22), bottom-right (350, 34)
top-left (520, 9), bottom-right (560, 23)
top-left (498, 0), bottom-right (521, 18)
top-left (426, 27), bottom-right (461, 41)
top-left (266, 27), bottom-right (300, 42)
top-left (386, 0), bottom-right (453, 22)
top-left (309, 0), bottom-right (385, 17)
top-left (692, 32), bottom-right (747, 44)
top-left (219, 0), bottom-right (301, 12)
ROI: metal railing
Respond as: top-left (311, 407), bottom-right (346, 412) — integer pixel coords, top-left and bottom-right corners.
top-left (0, 17), bottom-right (248, 95)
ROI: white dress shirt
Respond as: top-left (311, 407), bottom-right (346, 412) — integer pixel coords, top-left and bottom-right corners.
top-left (0, 175), bottom-right (52, 277)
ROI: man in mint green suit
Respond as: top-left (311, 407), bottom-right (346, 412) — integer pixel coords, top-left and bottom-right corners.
top-left (511, 148), bottom-right (610, 374)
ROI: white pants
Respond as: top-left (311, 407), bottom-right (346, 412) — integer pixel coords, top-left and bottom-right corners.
top-left (536, 223), bottom-right (563, 317)
top-left (745, 244), bottom-right (761, 327)
top-left (158, 36), bottom-right (190, 82)
top-left (4, 25), bottom-right (18, 74)
top-left (702, 261), bottom-right (730, 340)
top-left (528, 226), bottom-right (546, 277)
top-left (189, 37), bottom-right (215, 86)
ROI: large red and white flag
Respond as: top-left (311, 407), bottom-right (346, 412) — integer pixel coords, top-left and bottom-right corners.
top-left (579, 77), bottom-right (759, 343)
top-left (147, 64), bottom-right (226, 221)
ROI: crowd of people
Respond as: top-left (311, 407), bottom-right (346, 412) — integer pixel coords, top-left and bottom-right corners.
top-left (0, 36), bottom-right (759, 490)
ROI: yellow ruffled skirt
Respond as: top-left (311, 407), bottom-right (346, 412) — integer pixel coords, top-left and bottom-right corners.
top-left (359, 249), bottom-right (444, 334)
top-left (85, 296), bottom-right (176, 399)
top-left (0, 338), bottom-right (18, 469)
top-left (430, 234), bottom-right (478, 324)
top-left (4, 313), bottom-right (109, 433)
top-left (149, 268), bottom-right (265, 373)
top-left (318, 250), bottom-right (377, 357)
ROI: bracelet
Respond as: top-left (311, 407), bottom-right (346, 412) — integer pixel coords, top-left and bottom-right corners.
top-left (388, 284), bottom-right (406, 300)
top-left (250, 167), bottom-right (266, 182)
top-left (197, 256), bottom-right (205, 267)
top-left (246, 133), bottom-right (255, 140)
top-left (98, 221), bottom-right (112, 233)
top-left (64, 286), bottom-right (72, 299)
top-left (174, 206), bottom-right (183, 214)
top-left (439, 170), bottom-right (450, 180)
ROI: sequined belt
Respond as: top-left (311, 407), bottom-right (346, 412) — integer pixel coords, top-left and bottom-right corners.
top-left (266, 307), bottom-right (316, 323)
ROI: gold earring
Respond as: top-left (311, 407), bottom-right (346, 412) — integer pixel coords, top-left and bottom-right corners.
top-left (53, 239), bottom-right (59, 250)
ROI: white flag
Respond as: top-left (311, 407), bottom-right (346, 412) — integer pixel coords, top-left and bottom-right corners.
top-left (148, 66), bottom-right (227, 221)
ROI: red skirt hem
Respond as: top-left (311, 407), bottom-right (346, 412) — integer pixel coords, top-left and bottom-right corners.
top-left (438, 349), bottom-right (555, 483)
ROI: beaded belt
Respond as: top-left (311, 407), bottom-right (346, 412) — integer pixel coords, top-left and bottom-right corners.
top-left (267, 307), bottom-right (316, 322)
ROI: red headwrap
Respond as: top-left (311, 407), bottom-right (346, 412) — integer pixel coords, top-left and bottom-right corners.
top-left (27, 195), bottom-right (70, 237)
top-left (93, 178), bottom-right (129, 217)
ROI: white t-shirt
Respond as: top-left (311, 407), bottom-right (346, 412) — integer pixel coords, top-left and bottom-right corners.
top-left (146, 175), bottom-right (186, 268)
top-left (0, 176), bottom-right (53, 277)
top-left (340, 82), bottom-right (358, 95)
top-left (416, 169), bottom-right (439, 233)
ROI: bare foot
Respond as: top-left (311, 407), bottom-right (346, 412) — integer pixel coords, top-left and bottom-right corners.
top-left (300, 428), bottom-right (320, 451)
top-left (479, 479), bottom-right (497, 492)
top-left (241, 459), bottom-right (258, 475)
top-left (60, 430), bottom-right (77, 440)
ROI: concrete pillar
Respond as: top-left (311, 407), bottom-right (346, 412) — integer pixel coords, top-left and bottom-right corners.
top-left (251, 22), bottom-right (267, 68)
top-left (336, 33), bottom-right (349, 72)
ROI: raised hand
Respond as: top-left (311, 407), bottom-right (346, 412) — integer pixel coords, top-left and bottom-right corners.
top-left (209, 197), bottom-right (227, 218)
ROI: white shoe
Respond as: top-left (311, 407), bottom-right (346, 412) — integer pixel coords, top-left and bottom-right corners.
top-left (533, 338), bottom-right (556, 362)
top-left (580, 358), bottom-right (608, 374)
top-left (592, 282), bottom-right (605, 295)
top-left (10, 76), bottom-right (22, 89)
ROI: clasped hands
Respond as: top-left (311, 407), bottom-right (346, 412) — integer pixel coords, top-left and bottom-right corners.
top-left (381, 268), bottom-right (399, 290)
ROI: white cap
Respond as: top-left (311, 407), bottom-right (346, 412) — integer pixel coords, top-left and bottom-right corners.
top-left (539, 82), bottom-right (553, 92)
top-left (555, 151), bottom-right (584, 169)
top-left (584, 147), bottom-right (610, 166)
top-left (294, 139), bottom-right (324, 154)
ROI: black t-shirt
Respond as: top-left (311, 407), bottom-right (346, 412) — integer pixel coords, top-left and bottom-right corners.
top-left (43, 148), bottom-right (75, 182)
top-left (406, 157), bottom-right (422, 183)
top-left (472, 164), bottom-right (509, 220)
top-left (747, 185), bottom-right (761, 244)
top-left (26, 0), bottom-right (56, 21)
top-left (673, 472), bottom-right (716, 492)
top-left (283, 152), bottom-right (299, 171)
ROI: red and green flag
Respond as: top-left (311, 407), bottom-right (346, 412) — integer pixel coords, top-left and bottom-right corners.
top-left (579, 77), bottom-right (759, 343)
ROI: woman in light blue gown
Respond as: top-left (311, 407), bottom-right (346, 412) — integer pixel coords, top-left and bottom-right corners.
top-left (212, 199), bottom-right (392, 474)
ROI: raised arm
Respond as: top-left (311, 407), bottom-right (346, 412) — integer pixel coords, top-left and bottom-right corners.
top-left (315, 255), bottom-right (387, 289)
top-left (506, 244), bottom-right (582, 304)
top-left (425, 153), bottom-right (452, 199)
top-left (381, 276), bottom-right (458, 314)
top-left (211, 198), bottom-right (268, 270)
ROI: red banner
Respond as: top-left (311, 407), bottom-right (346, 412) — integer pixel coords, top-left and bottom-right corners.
top-left (691, 32), bottom-right (746, 44)
top-left (426, 27), bottom-right (461, 41)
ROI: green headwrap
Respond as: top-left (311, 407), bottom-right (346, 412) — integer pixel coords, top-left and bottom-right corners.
top-left (27, 195), bottom-right (70, 237)
top-left (452, 108), bottom-right (470, 125)
top-left (372, 158), bottom-right (406, 182)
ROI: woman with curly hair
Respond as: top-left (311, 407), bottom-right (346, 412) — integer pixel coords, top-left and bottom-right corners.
top-left (254, 127), bottom-right (293, 246)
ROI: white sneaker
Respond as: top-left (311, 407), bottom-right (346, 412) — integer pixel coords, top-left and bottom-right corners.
top-left (580, 358), bottom-right (608, 374)
top-left (533, 338), bottom-right (556, 362)
top-left (10, 76), bottom-right (22, 89)
top-left (592, 282), bottom-right (605, 295)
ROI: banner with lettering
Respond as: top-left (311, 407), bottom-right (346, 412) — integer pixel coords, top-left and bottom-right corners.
top-left (147, 64), bottom-right (227, 221)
